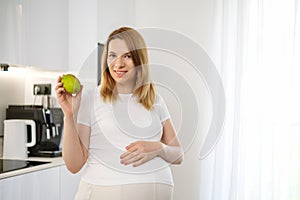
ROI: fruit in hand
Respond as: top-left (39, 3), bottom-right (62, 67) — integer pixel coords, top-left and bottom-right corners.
top-left (61, 74), bottom-right (81, 95)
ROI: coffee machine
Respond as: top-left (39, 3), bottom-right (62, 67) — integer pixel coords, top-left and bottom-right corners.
top-left (6, 105), bottom-right (64, 157)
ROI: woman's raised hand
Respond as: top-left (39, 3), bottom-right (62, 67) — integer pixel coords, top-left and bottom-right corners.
top-left (55, 75), bottom-right (83, 118)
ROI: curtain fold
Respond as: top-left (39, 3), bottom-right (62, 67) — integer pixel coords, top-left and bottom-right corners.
top-left (199, 0), bottom-right (300, 199)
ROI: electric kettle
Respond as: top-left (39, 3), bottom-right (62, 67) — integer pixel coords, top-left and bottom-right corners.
top-left (3, 119), bottom-right (36, 159)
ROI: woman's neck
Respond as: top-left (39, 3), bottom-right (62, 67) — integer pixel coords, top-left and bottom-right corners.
top-left (116, 83), bottom-right (135, 94)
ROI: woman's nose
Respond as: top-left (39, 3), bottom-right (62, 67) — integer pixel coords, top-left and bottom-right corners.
top-left (114, 56), bottom-right (124, 68)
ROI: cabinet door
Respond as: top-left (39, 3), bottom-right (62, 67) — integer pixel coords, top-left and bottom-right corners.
top-left (0, 167), bottom-right (60, 200)
top-left (0, 0), bottom-right (22, 64)
top-left (0, 0), bottom-right (68, 71)
top-left (60, 165), bottom-right (83, 200)
top-left (21, 0), bottom-right (68, 70)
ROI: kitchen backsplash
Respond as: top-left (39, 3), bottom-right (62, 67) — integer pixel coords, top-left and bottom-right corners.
top-left (0, 65), bottom-right (97, 159)
top-left (0, 71), bottom-right (26, 137)
top-left (0, 68), bottom-right (62, 137)
top-left (23, 71), bottom-right (62, 107)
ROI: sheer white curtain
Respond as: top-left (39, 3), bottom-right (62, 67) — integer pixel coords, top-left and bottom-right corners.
top-left (199, 0), bottom-right (300, 199)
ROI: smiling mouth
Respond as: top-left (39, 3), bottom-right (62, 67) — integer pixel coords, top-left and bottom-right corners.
top-left (114, 70), bottom-right (128, 77)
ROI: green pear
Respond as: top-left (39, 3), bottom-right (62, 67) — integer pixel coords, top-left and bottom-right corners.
top-left (61, 74), bottom-right (81, 95)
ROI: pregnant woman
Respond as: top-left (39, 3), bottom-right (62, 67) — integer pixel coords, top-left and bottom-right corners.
top-left (55, 27), bottom-right (183, 200)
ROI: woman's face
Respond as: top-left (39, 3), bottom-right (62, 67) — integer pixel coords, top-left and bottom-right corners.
top-left (107, 38), bottom-right (136, 85)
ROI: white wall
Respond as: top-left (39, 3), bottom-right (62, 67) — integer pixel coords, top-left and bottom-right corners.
top-left (0, 71), bottom-right (25, 136)
top-left (135, 0), bottom-right (214, 52)
top-left (68, 0), bottom-right (136, 87)
top-left (68, 0), bottom-right (98, 74)
top-left (97, 0), bottom-right (136, 43)
top-left (135, 1), bottom-right (215, 199)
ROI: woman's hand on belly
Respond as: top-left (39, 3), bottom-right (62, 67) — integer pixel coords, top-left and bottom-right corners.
top-left (120, 141), bottom-right (163, 167)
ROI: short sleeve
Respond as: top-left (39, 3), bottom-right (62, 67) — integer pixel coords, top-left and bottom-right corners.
top-left (77, 89), bottom-right (92, 127)
top-left (155, 94), bottom-right (171, 123)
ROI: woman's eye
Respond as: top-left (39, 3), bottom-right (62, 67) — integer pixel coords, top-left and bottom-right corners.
top-left (124, 54), bottom-right (131, 59)
top-left (109, 54), bottom-right (116, 58)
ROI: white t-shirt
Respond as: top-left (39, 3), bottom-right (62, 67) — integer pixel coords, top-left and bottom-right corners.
top-left (77, 86), bottom-right (174, 186)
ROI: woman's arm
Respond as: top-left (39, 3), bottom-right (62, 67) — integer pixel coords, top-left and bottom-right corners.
top-left (159, 119), bottom-right (184, 164)
top-left (55, 76), bottom-right (90, 173)
top-left (62, 118), bottom-right (90, 173)
top-left (120, 119), bottom-right (184, 167)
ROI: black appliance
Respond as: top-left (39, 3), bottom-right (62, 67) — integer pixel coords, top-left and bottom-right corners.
top-left (0, 159), bottom-right (50, 174)
top-left (6, 105), bottom-right (64, 157)
top-left (97, 42), bottom-right (104, 86)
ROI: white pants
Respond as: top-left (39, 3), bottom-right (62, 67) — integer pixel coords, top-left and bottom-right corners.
top-left (74, 180), bottom-right (173, 200)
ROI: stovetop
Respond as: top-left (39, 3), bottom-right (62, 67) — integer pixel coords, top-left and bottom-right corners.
top-left (0, 159), bottom-right (50, 174)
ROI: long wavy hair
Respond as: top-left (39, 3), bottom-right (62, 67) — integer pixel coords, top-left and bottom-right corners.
top-left (100, 27), bottom-right (156, 110)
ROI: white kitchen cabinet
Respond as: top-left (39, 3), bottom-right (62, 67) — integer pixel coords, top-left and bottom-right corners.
top-left (0, 167), bottom-right (60, 200)
top-left (59, 165), bottom-right (82, 200)
top-left (0, 0), bottom-right (22, 65)
top-left (1, 0), bottom-right (136, 72)
top-left (0, 0), bottom-right (68, 71)
top-left (21, 0), bottom-right (68, 71)
top-left (0, 165), bottom-right (82, 200)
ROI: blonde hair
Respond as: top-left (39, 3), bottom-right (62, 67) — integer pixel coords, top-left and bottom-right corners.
top-left (100, 27), bottom-right (156, 110)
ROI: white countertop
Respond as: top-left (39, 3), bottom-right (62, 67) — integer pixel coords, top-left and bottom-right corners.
top-left (0, 157), bottom-right (65, 180)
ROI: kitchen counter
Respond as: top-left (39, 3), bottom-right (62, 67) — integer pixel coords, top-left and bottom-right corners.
top-left (0, 156), bottom-right (65, 179)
